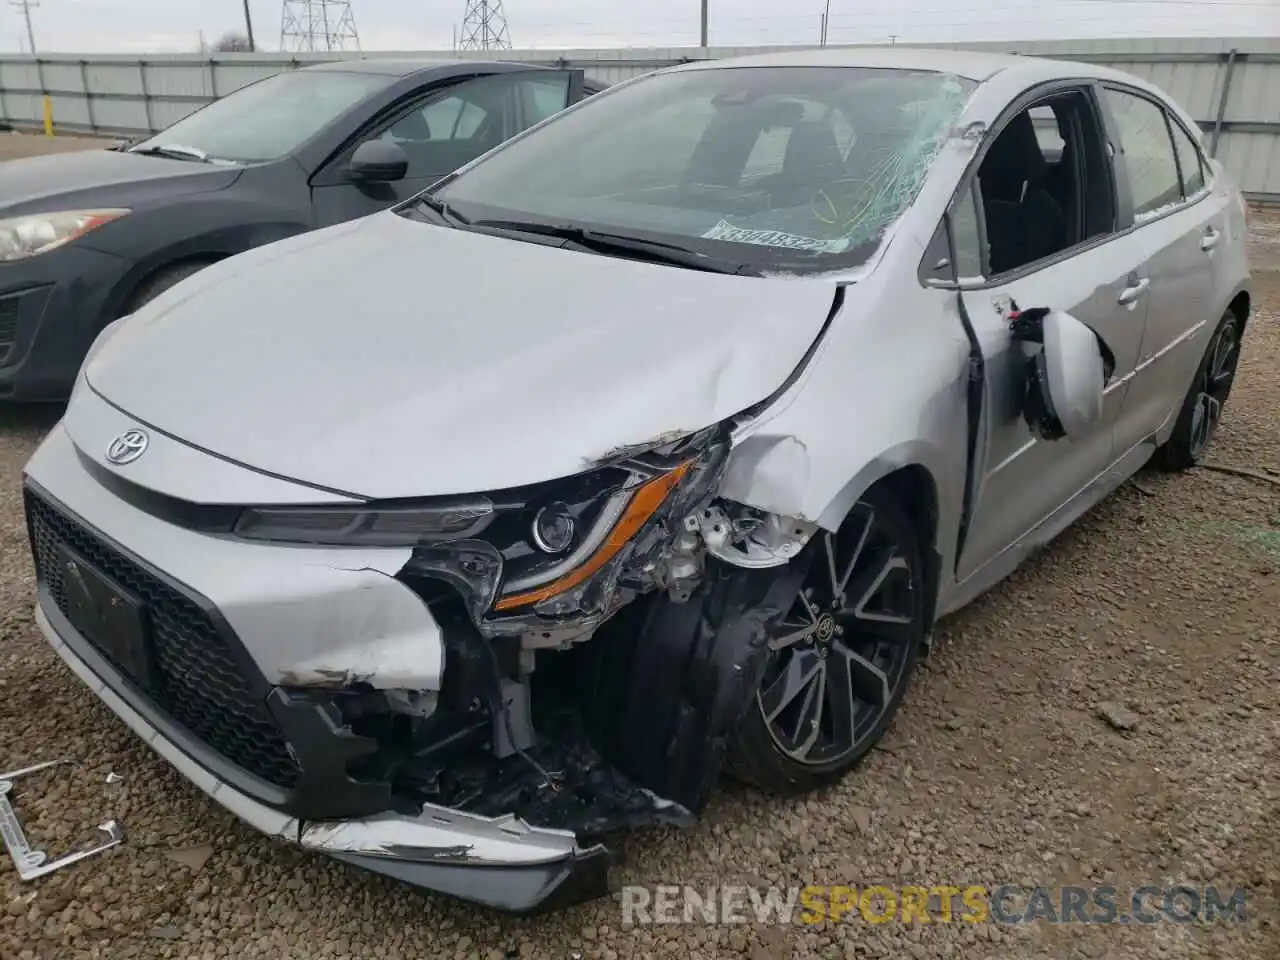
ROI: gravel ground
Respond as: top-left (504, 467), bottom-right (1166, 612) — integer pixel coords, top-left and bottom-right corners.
top-left (0, 134), bottom-right (1276, 956)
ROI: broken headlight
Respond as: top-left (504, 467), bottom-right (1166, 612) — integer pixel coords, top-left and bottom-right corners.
top-left (233, 427), bottom-right (721, 616)
top-left (491, 459), bottom-right (692, 612)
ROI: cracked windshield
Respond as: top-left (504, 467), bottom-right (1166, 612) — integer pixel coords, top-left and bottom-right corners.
top-left (433, 65), bottom-right (976, 270)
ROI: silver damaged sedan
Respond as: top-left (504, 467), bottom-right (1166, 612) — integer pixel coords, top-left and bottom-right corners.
top-left (24, 48), bottom-right (1251, 911)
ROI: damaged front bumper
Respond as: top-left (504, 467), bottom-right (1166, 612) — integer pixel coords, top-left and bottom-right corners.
top-left (22, 402), bottom-right (805, 911)
top-left (35, 600), bottom-right (614, 913)
top-left (22, 424), bottom-right (627, 912)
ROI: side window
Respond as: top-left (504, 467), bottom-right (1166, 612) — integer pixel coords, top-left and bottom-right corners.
top-left (519, 74), bottom-right (571, 126)
top-left (375, 74), bottom-right (515, 178)
top-left (974, 89), bottom-right (1116, 276)
top-left (1103, 88), bottom-right (1182, 219)
top-left (1168, 118), bottom-right (1207, 198)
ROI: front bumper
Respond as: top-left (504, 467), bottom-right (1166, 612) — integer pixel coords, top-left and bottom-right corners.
top-left (0, 244), bottom-right (133, 401)
top-left (23, 423), bottom-right (615, 912)
top-left (36, 602), bottom-right (612, 913)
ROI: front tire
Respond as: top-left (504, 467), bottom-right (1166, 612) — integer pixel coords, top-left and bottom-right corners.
top-left (120, 260), bottom-right (212, 317)
top-left (1156, 308), bottom-right (1242, 471)
top-left (727, 485), bottom-right (927, 795)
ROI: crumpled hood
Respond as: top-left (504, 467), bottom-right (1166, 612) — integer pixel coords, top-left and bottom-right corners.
top-left (86, 212), bottom-right (837, 499)
top-left (0, 148), bottom-right (239, 216)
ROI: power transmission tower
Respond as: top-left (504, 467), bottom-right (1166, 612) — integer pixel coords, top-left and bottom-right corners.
top-left (458, 0), bottom-right (511, 51)
top-left (279, 0), bottom-right (361, 53)
top-left (10, 0), bottom-right (37, 54)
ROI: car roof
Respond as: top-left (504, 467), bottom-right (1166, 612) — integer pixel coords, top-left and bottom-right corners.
top-left (670, 46), bottom-right (1096, 83)
top-left (299, 58), bottom-right (544, 78)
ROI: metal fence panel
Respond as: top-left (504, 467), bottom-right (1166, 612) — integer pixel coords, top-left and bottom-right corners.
top-left (0, 38), bottom-right (1276, 195)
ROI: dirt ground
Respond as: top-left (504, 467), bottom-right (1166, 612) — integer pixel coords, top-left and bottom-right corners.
top-left (0, 132), bottom-right (120, 159)
top-left (0, 134), bottom-right (1276, 959)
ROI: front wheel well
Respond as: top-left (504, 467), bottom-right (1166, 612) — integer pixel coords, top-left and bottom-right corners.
top-left (866, 465), bottom-right (942, 629)
top-left (118, 254), bottom-right (226, 317)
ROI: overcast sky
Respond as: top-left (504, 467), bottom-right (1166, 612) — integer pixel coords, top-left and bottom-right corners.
top-left (4, 0), bottom-right (1277, 55)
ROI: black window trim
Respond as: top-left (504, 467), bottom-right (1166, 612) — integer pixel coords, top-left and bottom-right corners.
top-left (1099, 81), bottom-right (1213, 226)
top-left (920, 78), bottom-right (1123, 291)
top-left (1164, 100), bottom-right (1212, 202)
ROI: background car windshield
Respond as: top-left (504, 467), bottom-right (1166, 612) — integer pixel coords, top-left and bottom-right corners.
top-left (433, 66), bottom-right (976, 270)
top-left (132, 70), bottom-right (392, 163)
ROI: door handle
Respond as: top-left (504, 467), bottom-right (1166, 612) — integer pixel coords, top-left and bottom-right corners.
top-left (1200, 227), bottom-right (1222, 251)
top-left (1117, 277), bottom-right (1151, 305)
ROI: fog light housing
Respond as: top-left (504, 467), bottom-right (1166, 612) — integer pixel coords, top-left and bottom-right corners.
top-left (532, 502), bottom-right (575, 554)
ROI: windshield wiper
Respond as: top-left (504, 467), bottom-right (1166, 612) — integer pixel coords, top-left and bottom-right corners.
top-left (468, 219), bottom-right (755, 275)
top-left (129, 143), bottom-right (211, 163)
top-left (412, 194), bottom-right (470, 226)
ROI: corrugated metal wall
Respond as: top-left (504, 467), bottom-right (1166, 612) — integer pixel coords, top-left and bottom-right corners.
top-left (1, 36), bottom-right (1277, 197)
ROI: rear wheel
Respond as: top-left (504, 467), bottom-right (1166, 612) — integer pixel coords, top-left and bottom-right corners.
top-left (1156, 308), bottom-right (1242, 471)
top-left (727, 485), bottom-right (926, 794)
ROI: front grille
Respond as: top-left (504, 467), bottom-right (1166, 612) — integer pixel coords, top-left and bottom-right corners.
top-left (26, 489), bottom-right (300, 790)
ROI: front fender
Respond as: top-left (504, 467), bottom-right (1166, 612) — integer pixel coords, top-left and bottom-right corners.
top-left (716, 432), bottom-right (948, 534)
top-left (711, 267), bottom-right (973, 585)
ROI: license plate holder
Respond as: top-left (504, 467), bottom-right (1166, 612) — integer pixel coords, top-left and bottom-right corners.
top-left (0, 760), bottom-right (124, 880)
top-left (55, 542), bottom-right (154, 689)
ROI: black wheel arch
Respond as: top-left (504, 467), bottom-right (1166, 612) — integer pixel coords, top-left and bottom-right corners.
top-left (102, 220), bottom-right (310, 324)
top-left (874, 465), bottom-right (943, 634)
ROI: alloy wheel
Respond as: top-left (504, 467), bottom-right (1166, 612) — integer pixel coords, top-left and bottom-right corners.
top-left (1188, 318), bottom-right (1239, 459)
top-left (755, 501), bottom-right (919, 766)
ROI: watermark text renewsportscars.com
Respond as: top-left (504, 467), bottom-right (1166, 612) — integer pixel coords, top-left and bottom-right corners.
top-left (620, 884), bottom-right (1248, 926)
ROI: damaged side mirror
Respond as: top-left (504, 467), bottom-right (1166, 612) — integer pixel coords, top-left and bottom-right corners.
top-left (1009, 307), bottom-right (1114, 441)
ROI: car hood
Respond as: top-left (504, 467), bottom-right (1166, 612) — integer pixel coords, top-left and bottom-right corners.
top-left (0, 147), bottom-right (240, 215)
top-left (86, 212), bottom-right (838, 499)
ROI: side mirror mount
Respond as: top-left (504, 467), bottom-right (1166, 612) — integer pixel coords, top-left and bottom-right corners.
top-left (1010, 307), bottom-right (1113, 441)
top-left (349, 139), bottom-right (408, 183)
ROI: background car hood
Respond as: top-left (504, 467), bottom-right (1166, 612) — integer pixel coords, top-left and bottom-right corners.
top-left (0, 148), bottom-right (240, 215)
top-left (86, 212), bottom-right (837, 499)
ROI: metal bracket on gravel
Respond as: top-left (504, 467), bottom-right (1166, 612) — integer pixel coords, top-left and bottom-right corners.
top-left (0, 759), bottom-right (124, 880)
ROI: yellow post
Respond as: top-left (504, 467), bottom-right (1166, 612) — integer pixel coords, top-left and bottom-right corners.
top-left (42, 94), bottom-right (53, 137)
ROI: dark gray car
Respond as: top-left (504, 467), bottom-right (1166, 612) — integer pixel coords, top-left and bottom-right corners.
top-left (0, 59), bottom-right (596, 400)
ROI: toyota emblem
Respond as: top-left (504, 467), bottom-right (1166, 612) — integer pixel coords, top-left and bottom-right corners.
top-left (106, 429), bottom-right (149, 465)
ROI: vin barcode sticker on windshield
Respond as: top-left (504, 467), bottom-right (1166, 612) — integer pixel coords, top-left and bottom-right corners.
top-left (701, 219), bottom-right (838, 252)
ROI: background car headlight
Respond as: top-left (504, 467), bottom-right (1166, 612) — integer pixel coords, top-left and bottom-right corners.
top-left (0, 209), bottom-right (130, 261)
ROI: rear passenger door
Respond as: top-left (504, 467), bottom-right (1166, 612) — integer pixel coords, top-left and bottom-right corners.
top-left (310, 70), bottom-right (584, 227)
top-left (1097, 85), bottom-right (1230, 449)
top-left (948, 85), bottom-right (1152, 583)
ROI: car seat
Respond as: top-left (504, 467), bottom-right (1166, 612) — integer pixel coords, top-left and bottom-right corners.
top-left (979, 110), bottom-right (1067, 273)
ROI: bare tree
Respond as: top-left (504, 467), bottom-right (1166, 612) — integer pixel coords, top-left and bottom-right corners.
top-left (213, 31), bottom-right (253, 52)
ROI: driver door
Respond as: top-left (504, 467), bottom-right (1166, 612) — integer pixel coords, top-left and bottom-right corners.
top-left (310, 70), bottom-right (584, 227)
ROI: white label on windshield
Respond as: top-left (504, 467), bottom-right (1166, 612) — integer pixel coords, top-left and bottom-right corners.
top-left (701, 219), bottom-right (839, 252)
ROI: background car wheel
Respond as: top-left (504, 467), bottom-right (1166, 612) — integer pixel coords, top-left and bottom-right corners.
top-left (1156, 309), bottom-right (1242, 472)
top-left (120, 260), bottom-right (213, 317)
top-left (726, 484), bottom-right (927, 795)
